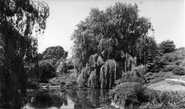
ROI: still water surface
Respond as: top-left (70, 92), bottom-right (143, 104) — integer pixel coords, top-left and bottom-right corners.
top-left (21, 88), bottom-right (118, 109)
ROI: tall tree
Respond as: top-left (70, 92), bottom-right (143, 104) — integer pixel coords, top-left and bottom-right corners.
top-left (136, 35), bottom-right (157, 65)
top-left (0, 0), bottom-right (49, 108)
top-left (71, 2), bottom-right (154, 71)
top-left (71, 2), bottom-right (156, 89)
top-left (159, 40), bottom-right (176, 54)
top-left (39, 46), bottom-right (68, 71)
top-left (42, 46), bottom-right (68, 60)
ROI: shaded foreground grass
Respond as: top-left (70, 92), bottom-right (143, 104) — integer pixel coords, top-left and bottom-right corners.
top-left (110, 82), bottom-right (185, 109)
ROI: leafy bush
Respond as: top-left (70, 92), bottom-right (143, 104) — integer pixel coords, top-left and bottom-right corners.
top-left (116, 73), bottom-right (144, 84)
top-left (162, 65), bottom-right (180, 72)
top-left (145, 71), bottom-right (174, 84)
top-left (42, 46), bottom-right (68, 60)
top-left (146, 89), bottom-right (171, 107)
top-left (56, 58), bottom-right (74, 75)
top-left (172, 67), bottom-right (185, 75)
top-left (148, 55), bottom-right (167, 73)
top-left (180, 59), bottom-right (185, 67)
top-left (116, 65), bottom-right (147, 85)
top-left (40, 58), bottom-right (58, 68)
top-left (39, 61), bottom-right (56, 83)
top-left (161, 53), bottom-right (179, 64)
top-left (110, 82), bottom-right (149, 108)
top-left (40, 46), bottom-right (68, 70)
top-left (56, 61), bottom-right (68, 75)
top-left (146, 90), bottom-right (185, 108)
top-left (110, 82), bottom-right (185, 108)
top-left (159, 40), bottom-right (176, 54)
top-left (134, 65), bottom-right (147, 77)
top-left (161, 48), bottom-right (185, 65)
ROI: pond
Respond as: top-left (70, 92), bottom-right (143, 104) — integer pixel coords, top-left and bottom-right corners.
top-left (21, 88), bottom-right (118, 109)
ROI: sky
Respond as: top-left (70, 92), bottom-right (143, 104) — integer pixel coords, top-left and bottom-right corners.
top-left (38, 0), bottom-right (185, 57)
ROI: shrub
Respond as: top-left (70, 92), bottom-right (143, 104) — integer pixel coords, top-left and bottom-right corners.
top-left (110, 83), bottom-right (185, 108)
top-left (110, 82), bottom-right (149, 108)
top-left (42, 46), bottom-right (68, 60)
top-left (116, 65), bottom-right (147, 85)
top-left (39, 61), bottom-right (56, 83)
top-left (162, 65), bottom-right (180, 72)
top-left (172, 67), bottom-right (185, 75)
top-left (134, 65), bottom-right (147, 77)
top-left (56, 58), bottom-right (74, 75)
top-left (149, 58), bottom-right (166, 72)
top-left (161, 53), bottom-right (179, 64)
top-left (160, 48), bottom-right (185, 65)
top-left (146, 90), bottom-right (185, 108)
top-left (56, 61), bottom-right (68, 75)
top-left (180, 59), bottom-right (185, 67)
top-left (147, 90), bottom-right (171, 107)
top-left (38, 58), bottom-right (58, 69)
top-left (116, 73), bottom-right (144, 84)
top-left (159, 40), bottom-right (176, 54)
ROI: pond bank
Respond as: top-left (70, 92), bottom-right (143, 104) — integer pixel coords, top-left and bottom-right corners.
top-left (23, 88), bottom-right (118, 109)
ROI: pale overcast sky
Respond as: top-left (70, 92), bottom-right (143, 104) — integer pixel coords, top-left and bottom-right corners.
top-left (38, 0), bottom-right (185, 57)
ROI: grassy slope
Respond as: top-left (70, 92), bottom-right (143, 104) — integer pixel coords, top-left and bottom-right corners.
top-left (148, 78), bottom-right (185, 92)
top-left (148, 48), bottom-right (185, 91)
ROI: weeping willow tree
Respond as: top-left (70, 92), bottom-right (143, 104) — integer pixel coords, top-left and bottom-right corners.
top-left (136, 35), bottom-right (157, 65)
top-left (0, 0), bottom-right (49, 108)
top-left (72, 2), bottom-right (157, 89)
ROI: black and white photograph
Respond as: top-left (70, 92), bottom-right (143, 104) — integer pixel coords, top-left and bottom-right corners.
top-left (0, 0), bottom-right (184, 109)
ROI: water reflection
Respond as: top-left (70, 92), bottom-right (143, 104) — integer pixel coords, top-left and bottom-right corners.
top-left (22, 90), bottom-right (68, 109)
top-left (68, 88), bottom-right (112, 109)
top-left (21, 88), bottom-right (116, 109)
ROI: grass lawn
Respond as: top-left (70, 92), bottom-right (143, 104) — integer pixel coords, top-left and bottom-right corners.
top-left (148, 75), bottom-right (185, 92)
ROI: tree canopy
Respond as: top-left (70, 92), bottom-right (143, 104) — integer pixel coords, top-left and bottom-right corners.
top-left (39, 46), bottom-right (68, 69)
top-left (136, 35), bottom-right (157, 65)
top-left (39, 60), bottom-right (56, 82)
top-left (0, 0), bottom-right (49, 108)
top-left (71, 2), bottom-right (156, 71)
top-left (159, 40), bottom-right (176, 54)
top-left (42, 46), bottom-right (68, 60)
top-left (71, 2), bottom-right (157, 89)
